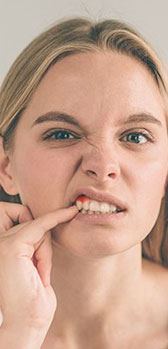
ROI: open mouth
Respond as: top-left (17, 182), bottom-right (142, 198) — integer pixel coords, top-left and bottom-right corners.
top-left (72, 195), bottom-right (125, 215)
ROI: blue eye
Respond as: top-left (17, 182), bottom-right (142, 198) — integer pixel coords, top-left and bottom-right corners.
top-left (121, 132), bottom-right (151, 144)
top-left (42, 129), bottom-right (153, 146)
top-left (43, 129), bottom-right (79, 141)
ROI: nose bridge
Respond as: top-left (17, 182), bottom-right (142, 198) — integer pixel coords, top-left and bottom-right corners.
top-left (81, 129), bottom-right (120, 181)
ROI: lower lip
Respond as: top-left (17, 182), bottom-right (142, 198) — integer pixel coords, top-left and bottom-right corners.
top-left (73, 210), bottom-right (127, 224)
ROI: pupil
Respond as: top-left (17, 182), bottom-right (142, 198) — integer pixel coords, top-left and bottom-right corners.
top-left (57, 131), bottom-right (69, 139)
top-left (129, 134), bottom-right (140, 143)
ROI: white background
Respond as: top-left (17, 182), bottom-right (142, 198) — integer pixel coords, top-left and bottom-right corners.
top-left (0, 0), bottom-right (168, 83)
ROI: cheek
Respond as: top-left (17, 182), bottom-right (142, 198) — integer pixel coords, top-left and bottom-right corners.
top-left (14, 149), bottom-right (74, 216)
top-left (133, 157), bottom-right (167, 233)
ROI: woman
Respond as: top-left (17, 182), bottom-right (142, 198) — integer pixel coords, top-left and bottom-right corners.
top-left (0, 16), bottom-right (168, 348)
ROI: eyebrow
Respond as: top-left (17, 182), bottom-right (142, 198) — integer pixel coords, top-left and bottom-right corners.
top-left (31, 110), bottom-right (162, 129)
top-left (31, 111), bottom-right (82, 129)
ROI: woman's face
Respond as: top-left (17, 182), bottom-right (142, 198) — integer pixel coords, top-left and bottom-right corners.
top-left (8, 51), bottom-right (168, 257)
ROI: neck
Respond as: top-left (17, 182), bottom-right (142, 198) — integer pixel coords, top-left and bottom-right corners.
top-left (49, 242), bottom-right (145, 345)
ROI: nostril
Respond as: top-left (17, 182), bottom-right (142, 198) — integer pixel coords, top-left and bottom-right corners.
top-left (86, 170), bottom-right (96, 176)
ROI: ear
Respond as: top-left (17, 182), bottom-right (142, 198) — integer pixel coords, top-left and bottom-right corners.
top-left (0, 136), bottom-right (19, 195)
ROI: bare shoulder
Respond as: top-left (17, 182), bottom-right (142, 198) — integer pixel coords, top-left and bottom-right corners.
top-left (143, 257), bottom-right (168, 285)
top-left (143, 258), bottom-right (168, 323)
top-left (141, 258), bottom-right (168, 348)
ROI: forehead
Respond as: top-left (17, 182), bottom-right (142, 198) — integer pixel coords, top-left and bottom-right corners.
top-left (22, 51), bottom-right (166, 126)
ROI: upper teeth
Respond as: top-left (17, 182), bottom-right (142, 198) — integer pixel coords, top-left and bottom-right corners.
top-left (75, 199), bottom-right (119, 213)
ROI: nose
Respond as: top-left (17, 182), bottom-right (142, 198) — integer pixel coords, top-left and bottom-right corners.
top-left (80, 142), bottom-right (121, 184)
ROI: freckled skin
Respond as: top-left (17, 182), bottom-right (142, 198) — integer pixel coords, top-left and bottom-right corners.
top-left (8, 51), bottom-right (168, 257)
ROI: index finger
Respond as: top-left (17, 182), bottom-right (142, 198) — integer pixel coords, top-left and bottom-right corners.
top-left (18, 205), bottom-right (79, 246)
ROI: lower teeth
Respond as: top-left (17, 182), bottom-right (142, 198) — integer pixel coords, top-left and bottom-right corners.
top-left (80, 209), bottom-right (116, 215)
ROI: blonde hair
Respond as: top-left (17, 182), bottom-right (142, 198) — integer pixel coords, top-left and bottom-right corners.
top-left (0, 16), bottom-right (168, 266)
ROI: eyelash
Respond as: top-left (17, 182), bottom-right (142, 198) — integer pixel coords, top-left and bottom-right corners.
top-left (42, 128), bottom-right (154, 145)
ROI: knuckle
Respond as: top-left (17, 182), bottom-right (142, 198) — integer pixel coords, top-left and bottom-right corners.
top-left (0, 218), bottom-right (13, 233)
top-left (20, 205), bottom-right (34, 221)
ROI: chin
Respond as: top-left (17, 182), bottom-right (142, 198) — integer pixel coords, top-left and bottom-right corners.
top-left (51, 223), bottom-right (140, 259)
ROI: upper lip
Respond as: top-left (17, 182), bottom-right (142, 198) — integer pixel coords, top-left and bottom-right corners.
top-left (70, 187), bottom-right (127, 211)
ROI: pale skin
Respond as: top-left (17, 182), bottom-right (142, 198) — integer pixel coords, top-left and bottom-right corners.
top-left (1, 51), bottom-right (168, 348)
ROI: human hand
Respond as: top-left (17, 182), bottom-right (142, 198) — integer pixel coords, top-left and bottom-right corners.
top-left (0, 202), bottom-right (78, 334)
